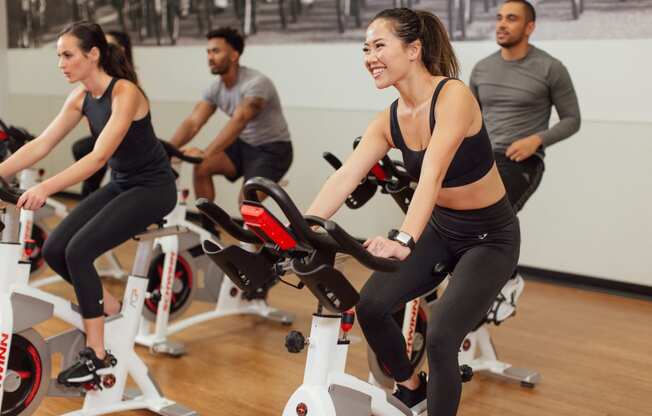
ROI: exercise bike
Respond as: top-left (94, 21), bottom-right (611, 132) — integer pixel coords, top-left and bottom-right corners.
top-left (198, 176), bottom-right (451, 415)
top-left (324, 138), bottom-right (540, 389)
top-left (0, 178), bottom-right (197, 416)
top-left (0, 118), bottom-right (127, 285)
top-left (135, 141), bottom-right (295, 356)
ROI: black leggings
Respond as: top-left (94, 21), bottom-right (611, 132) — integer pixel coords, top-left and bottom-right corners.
top-left (357, 196), bottom-right (520, 416)
top-left (42, 181), bottom-right (176, 318)
top-left (72, 136), bottom-right (108, 198)
top-left (494, 152), bottom-right (545, 213)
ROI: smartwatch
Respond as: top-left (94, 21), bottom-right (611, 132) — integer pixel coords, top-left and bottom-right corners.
top-left (387, 229), bottom-right (415, 250)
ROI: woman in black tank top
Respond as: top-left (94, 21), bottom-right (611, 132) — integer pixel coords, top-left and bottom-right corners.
top-left (306, 8), bottom-right (520, 416)
top-left (0, 22), bottom-right (176, 385)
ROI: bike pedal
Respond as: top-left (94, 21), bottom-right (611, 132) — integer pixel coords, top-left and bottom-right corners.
top-left (82, 381), bottom-right (100, 391)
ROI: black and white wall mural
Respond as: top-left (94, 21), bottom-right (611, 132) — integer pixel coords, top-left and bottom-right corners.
top-left (6, 0), bottom-right (652, 48)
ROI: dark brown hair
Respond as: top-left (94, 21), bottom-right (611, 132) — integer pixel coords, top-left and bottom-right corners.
top-left (206, 27), bottom-right (245, 55)
top-left (106, 30), bottom-right (134, 67)
top-left (504, 0), bottom-right (536, 22)
top-left (372, 8), bottom-right (459, 78)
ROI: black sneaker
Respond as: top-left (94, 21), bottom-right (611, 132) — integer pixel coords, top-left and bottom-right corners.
top-left (393, 371), bottom-right (427, 410)
top-left (57, 347), bottom-right (117, 387)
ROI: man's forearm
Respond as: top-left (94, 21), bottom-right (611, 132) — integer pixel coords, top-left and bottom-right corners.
top-left (205, 117), bottom-right (247, 157)
top-left (541, 64), bottom-right (581, 148)
top-left (538, 115), bottom-right (581, 148)
top-left (169, 119), bottom-right (198, 148)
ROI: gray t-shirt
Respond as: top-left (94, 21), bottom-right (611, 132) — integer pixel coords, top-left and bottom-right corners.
top-left (202, 66), bottom-right (291, 146)
top-left (470, 46), bottom-right (580, 158)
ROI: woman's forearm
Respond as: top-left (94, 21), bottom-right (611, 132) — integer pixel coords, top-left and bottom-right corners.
top-left (0, 139), bottom-right (50, 179)
top-left (306, 170), bottom-right (359, 220)
top-left (399, 170), bottom-right (443, 242)
top-left (41, 153), bottom-right (107, 195)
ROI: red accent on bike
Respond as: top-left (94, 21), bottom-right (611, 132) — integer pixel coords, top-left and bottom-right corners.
top-left (24, 239), bottom-right (36, 257)
top-left (340, 309), bottom-right (355, 333)
top-left (0, 131), bottom-right (7, 141)
top-left (145, 255), bottom-right (193, 315)
top-left (462, 339), bottom-right (471, 351)
top-left (370, 164), bottom-right (387, 181)
top-left (240, 204), bottom-right (297, 250)
top-left (25, 344), bottom-right (42, 406)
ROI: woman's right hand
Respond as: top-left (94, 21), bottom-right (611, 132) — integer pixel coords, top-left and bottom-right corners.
top-left (363, 236), bottom-right (411, 261)
top-left (17, 183), bottom-right (50, 211)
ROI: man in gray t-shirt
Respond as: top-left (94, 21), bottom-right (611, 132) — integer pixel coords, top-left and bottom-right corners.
top-left (470, 0), bottom-right (580, 323)
top-left (170, 27), bottom-right (292, 206)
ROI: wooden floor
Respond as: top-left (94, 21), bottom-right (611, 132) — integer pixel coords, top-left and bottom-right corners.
top-left (25, 213), bottom-right (652, 416)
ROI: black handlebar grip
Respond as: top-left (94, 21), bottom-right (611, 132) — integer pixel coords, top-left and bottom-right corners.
top-left (195, 198), bottom-right (260, 244)
top-left (159, 140), bottom-right (203, 164)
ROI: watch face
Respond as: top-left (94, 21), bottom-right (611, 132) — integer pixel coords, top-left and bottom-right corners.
top-left (388, 229), bottom-right (413, 248)
top-left (396, 233), bottom-right (410, 246)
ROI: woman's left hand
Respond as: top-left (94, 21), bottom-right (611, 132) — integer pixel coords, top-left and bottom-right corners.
top-left (17, 183), bottom-right (51, 211)
top-left (363, 236), bottom-right (411, 261)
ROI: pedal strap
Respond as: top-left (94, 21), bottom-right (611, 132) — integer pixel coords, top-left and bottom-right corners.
top-left (85, 358), bottom-right (97, 372)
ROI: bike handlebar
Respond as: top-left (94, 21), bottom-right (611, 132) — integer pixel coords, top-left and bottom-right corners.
top-left (305, 216), bottom-right (398, 272)
top-left (0, 177), bottom-right (24, 205)
top-left (159, 140), bottom-right (203, 164)
top-left (242, 177), bottom-right (398, 273)
top-left (195, 198), bottom-right (261, 244)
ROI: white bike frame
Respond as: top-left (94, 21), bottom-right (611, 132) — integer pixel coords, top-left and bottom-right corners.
top-left (0, 206), bottom-right (197, 415)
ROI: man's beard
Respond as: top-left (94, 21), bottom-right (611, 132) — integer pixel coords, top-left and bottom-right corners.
top-left (497, 32), bottom-right (525, 48)
top-left (210, 63), bottom-right (228, 75)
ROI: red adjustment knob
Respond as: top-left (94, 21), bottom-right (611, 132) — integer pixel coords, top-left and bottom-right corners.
top-left (340, 309), bottom-right (355, 333)
top-left (38, 169), bottom-right (45, 177)
top-left (181, 189), bottom-right (190, 201)
top-left (24, 239), bottom-right (36, 257)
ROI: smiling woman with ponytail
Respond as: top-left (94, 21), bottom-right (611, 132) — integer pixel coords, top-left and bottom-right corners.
top-left (0, 21), bottom-right (176, 386)
top-left (306, 8), bottom-right (520, 416)
top-left (373, 8), bottom-right (460, 78)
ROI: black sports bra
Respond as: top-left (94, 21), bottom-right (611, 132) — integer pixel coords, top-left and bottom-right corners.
top-left (389, 78), bottom-right (494, 188)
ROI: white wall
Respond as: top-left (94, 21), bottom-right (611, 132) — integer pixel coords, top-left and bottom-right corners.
top-left (9, 38), bottom-right (652, 121)
top-left (0, 3), bottom-right (8, 116)
top-left (6, 39), bottom-right (652, 287)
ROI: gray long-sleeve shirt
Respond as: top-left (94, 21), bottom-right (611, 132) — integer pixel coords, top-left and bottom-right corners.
top-left (469, 46), bottom-right (581, 158)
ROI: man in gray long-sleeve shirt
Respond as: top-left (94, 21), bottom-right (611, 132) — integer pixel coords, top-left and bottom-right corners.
top-left (471, 0), bottom-right (580, 209)
top-left (470, 0), bottom-right (580, 323)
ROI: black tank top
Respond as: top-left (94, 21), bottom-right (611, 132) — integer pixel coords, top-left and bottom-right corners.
top-left (390, 78), bottom-right (494, 188)
top-left (82, 78), bottom-right (175, 187)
